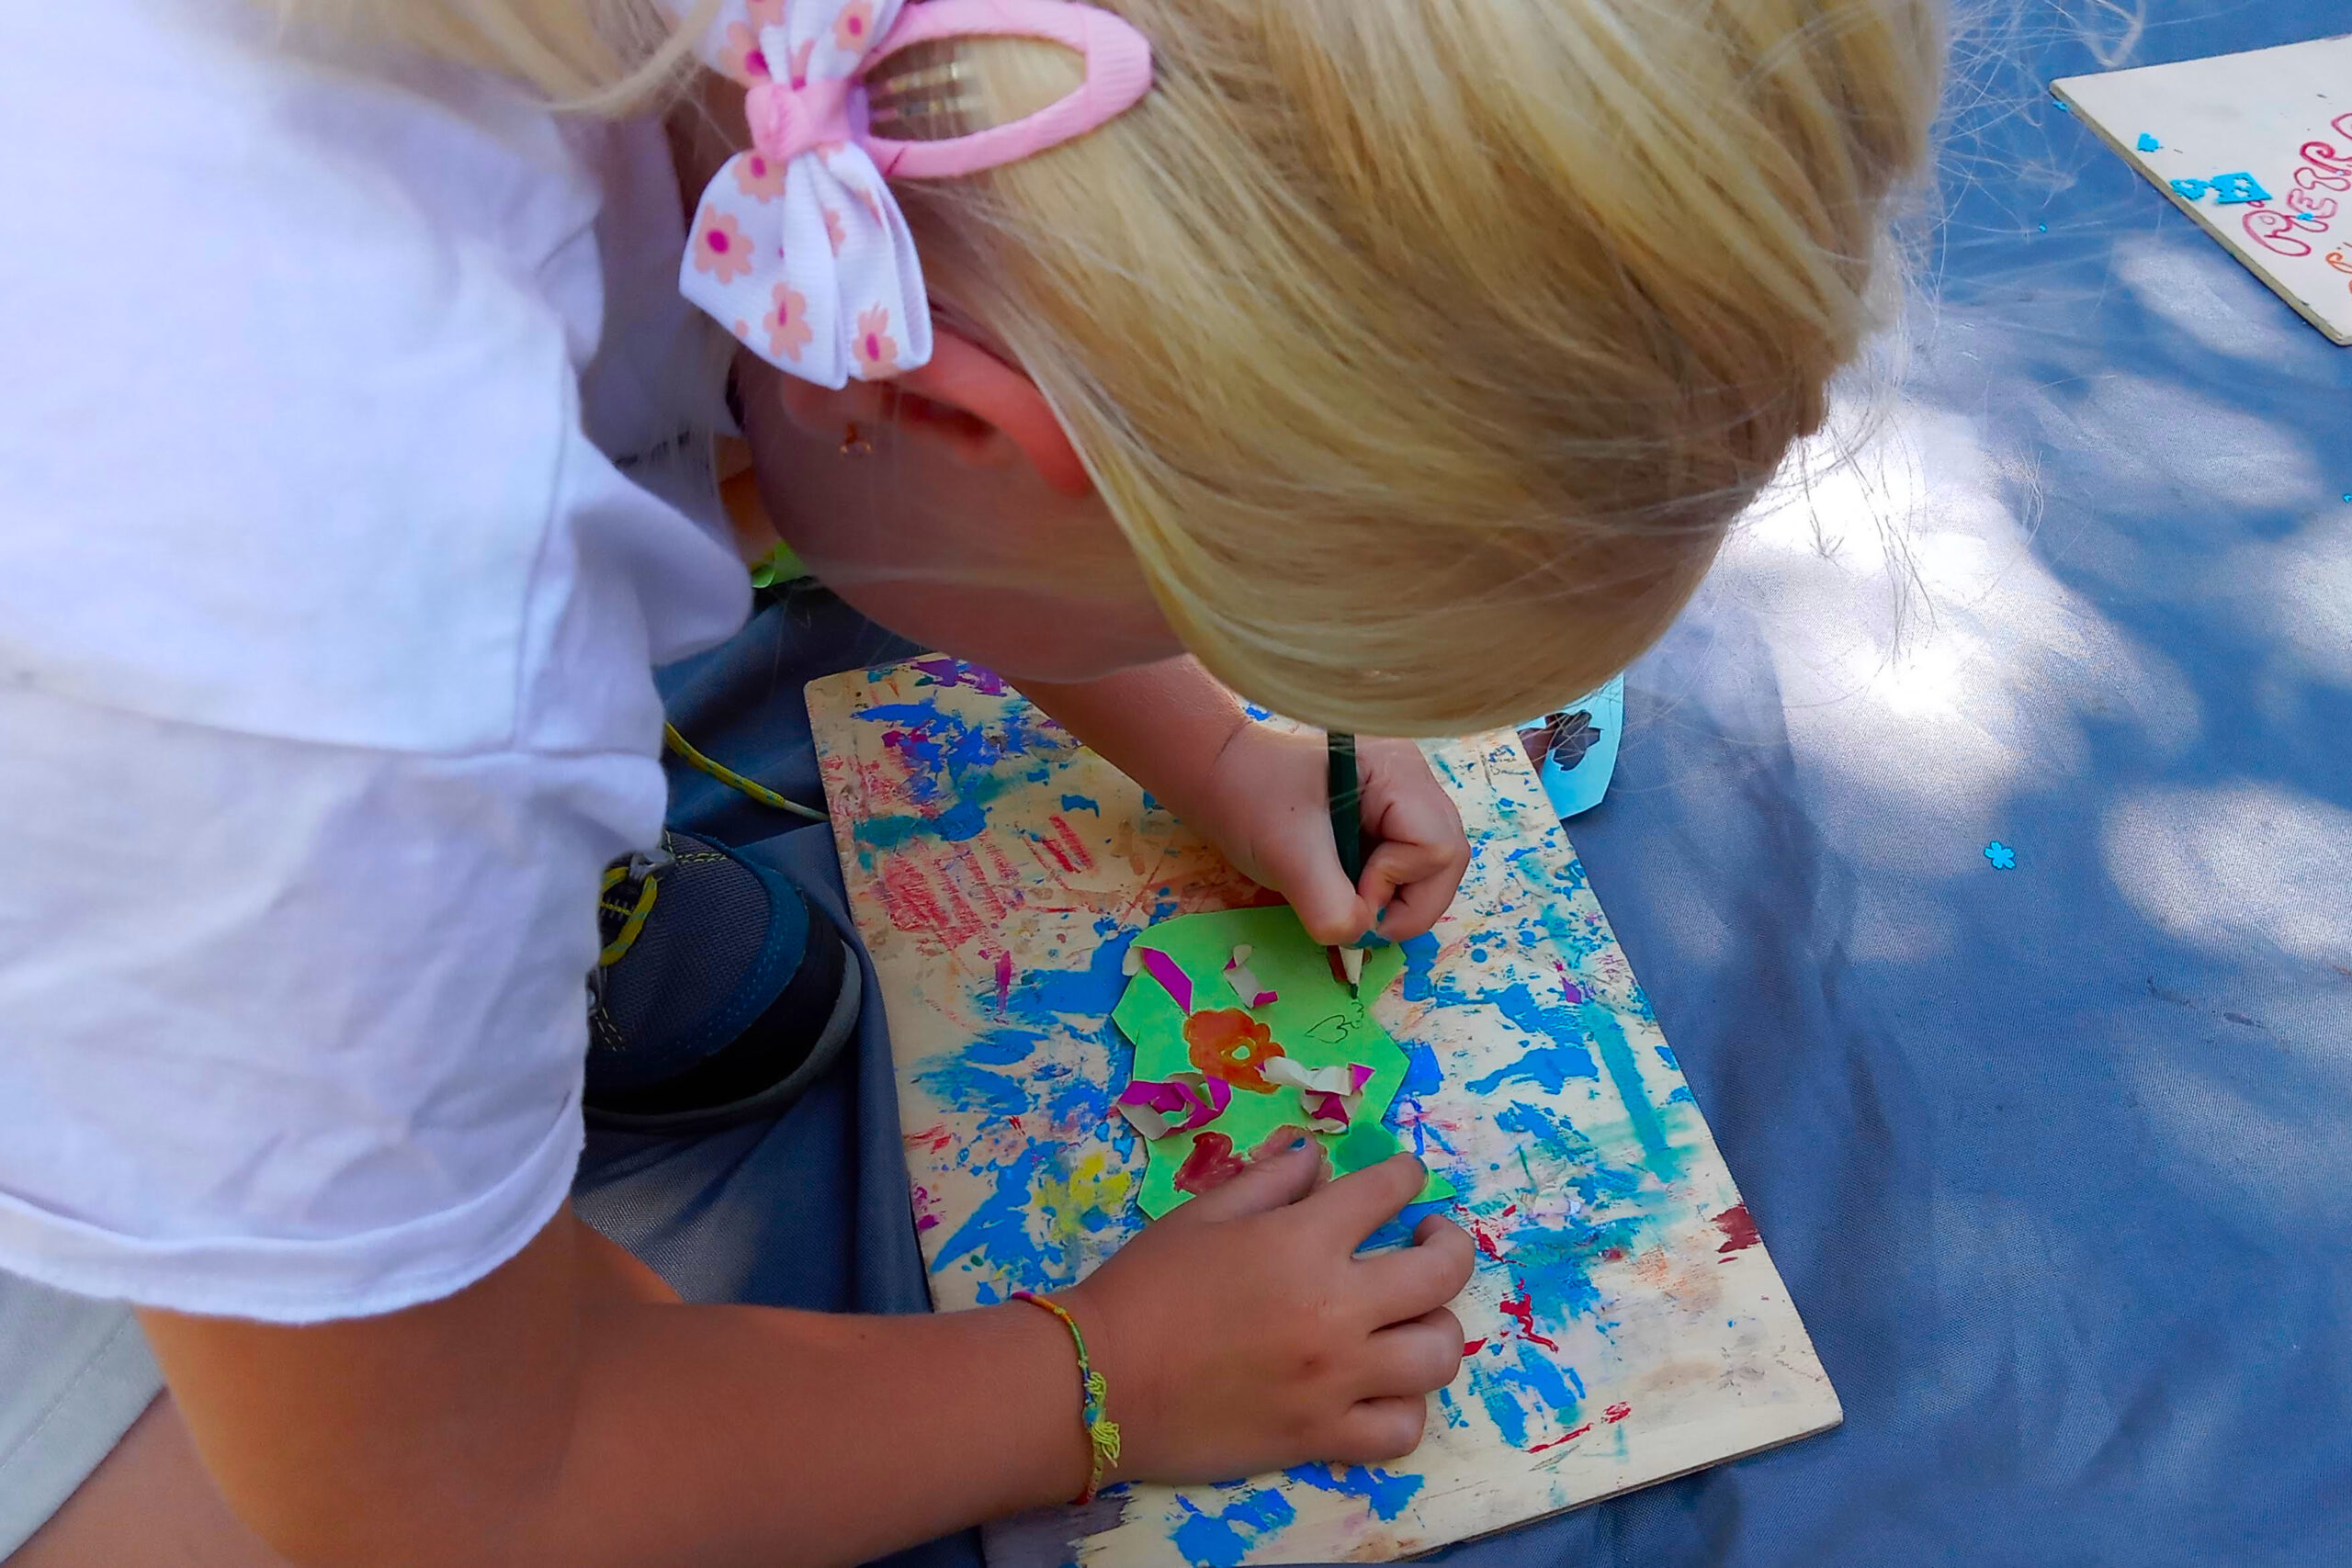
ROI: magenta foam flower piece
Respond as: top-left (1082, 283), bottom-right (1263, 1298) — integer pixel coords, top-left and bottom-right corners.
top-left (1114, 1071), bottom-right (1232, 1139)
top-left (1138, 947), bottom-right (1193, 1011)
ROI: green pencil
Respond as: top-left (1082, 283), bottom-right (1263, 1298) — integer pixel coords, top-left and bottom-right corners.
top-left (1327, 732), bottom-right (1365, 998)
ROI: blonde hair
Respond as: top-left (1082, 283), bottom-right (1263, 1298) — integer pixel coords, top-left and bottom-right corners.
top-left (271, 0), bottom-right (1943, 736)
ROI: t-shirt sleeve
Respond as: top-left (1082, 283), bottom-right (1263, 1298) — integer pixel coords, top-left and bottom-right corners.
top-left (0, 683), bottom-right (662, 1322)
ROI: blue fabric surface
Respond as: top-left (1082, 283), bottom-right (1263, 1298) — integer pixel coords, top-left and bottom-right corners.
top-left (578, 4), bottom-right (2352, 1562)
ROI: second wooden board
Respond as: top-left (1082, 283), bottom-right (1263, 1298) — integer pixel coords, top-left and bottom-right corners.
top-left (2054, 33), bottom-right (2352, 344)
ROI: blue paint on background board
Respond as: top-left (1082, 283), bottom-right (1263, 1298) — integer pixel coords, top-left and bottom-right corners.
top-left (1283, 1463), bottom-right (1424, 1521)
top-left (1579, 998), bottom-right (1670, 1165)
top-left (911, 1057), bottom-right (1033, 1122)
top-left (1470, 1341), bottom-right (1588, 1448)
top-left (1461, 981), bottom-right (1602, 1093)
top-left (963, 1028), bottom-right (1046, 1067)
top-left (1398, 931), bottom-right (1440, 1000)
top-left (929, 1145), bottom-right (1059, 1279)
top-left (1172, 1489), bottom-right (1296, 1568)
top-left (999, 932), bottom-right (1134, 1024)
top-left (1398, 1040), bottom-right (1443, 1099)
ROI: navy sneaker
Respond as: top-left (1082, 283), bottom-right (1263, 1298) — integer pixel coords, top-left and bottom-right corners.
top-left (585, 829), bottom-right (861, 1134)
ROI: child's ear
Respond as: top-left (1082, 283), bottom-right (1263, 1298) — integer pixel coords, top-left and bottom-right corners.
top-left (888, 331), bottom-right (1095, 500)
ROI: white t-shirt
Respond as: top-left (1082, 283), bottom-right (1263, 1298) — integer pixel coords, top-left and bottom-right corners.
top-left (0, 1), bottom-right (752, 1321)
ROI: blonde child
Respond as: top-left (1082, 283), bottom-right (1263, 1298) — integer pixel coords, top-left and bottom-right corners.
top-left (0, 0), bottom-right (1939, 1563)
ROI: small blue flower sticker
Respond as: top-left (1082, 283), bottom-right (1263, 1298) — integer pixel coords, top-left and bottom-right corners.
top-left (1984, 840), bottom-right (2018, 870)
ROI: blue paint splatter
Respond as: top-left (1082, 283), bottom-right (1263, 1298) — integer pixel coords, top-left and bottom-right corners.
top-left (1398, 931), bottom-right (1440, 1001)
top-left (912, 1057), bottom-right (1034, 1121)
top-left (930, 1145), bottom-right (1059, 1279)
top-left (1579, 999), bottom-right (1669, 1165)
top-left (1059, 794), bottom-right (1101, 815)
top-left (1171, 1489), bottom-right (1295, 1567)
top-left (1398, 1041), bottom-right (1442, 1099)
top-left (1667, 1085), bottom-right (1694, 1105)
top-left (1465, 1040), bottom-right (1600, 1096)
top-left (964, 1029), bottom-right (1046, 1067)
top-left (1283, 1463), bottom-right (1424, 1522)
top-left (1654, 1044), bottom-right (1678, 1070)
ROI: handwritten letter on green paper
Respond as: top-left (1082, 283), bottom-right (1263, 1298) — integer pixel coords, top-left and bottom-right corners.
top-left (1112, 907), bottom-right (1454, 1218)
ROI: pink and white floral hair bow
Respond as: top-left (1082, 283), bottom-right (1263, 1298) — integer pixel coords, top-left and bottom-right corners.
top-left (679, 0), bottom-right (1152, 389)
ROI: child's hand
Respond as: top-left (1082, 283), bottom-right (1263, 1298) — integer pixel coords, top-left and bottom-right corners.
top-left (1065, 1148), bottom-right (1474, 1482)
top-left (1198, 727), bottom-right (1470, 944)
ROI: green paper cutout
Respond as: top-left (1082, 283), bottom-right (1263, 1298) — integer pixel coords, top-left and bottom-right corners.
top-left (1113, 908), bottom-right (1454, 1218)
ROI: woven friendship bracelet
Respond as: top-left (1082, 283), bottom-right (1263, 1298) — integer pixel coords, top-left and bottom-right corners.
top-left (1011, 1292), bottom-right (1122, 1504)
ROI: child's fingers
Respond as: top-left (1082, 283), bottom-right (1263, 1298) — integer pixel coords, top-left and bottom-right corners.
top-left (1357, 840), bottom-right (1457, 941)
top-left (1289, 855), bottom-right (1374, 948)
top-left (1328, 1395), bottom-right (1430, 1465)
top-left (1301, 1154), bottom-right (1430, 1251)
top-left (1357, 1307), bottom-right (1467, 1398)
top-left (1358, 1213), bottom-right (1476, 1322)
top-left (1170, 1140), bottom-right (1324, 1224)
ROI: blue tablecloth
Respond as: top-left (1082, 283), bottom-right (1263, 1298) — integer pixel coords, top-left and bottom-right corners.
top-left (579, 5), bottom-right (2352, 1561)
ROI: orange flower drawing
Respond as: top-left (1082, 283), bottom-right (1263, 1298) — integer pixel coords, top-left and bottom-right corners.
top-left (1183, 1009), bottom-right (1286, 1094)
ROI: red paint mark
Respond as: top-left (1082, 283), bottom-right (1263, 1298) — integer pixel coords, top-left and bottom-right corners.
top-left (1498, 1291), bottom-right (1560, 1352)
top-left (1174, 1132), bottom-right (1247, 1195)
top-left (905, 1124), bottom-right (956, 1154)
top-left (1600, 1247), bottom-right (1625, 1262)
top-left (991, 950), bottom-right (1013, 1011)
top-left (1461, 1338), bottom-right (1487, 1356)
top-left (1527, 1424), bottom-right (1590, 1453)
top-left (1466, 1221), bottom-right (1506, 1261)
top-left (1603, 1403), bottom-right (1630, 1424)
top-left (1712, 1203), bottom-right (1760, 1255)
top-left (1500, 1203), bottom-right (1518, 1217)
top-left (1038, 831), bottom-right (1078, 874)
top-left (1049, 816), bottom-right (1095, 874)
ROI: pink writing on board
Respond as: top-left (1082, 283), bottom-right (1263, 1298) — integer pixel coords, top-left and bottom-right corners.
top-left (2240, 113), bottom-right (2352, 258)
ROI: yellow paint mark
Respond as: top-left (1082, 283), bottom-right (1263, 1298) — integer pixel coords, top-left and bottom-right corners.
top-left (1035, 1149), bottom-right (1134, 1244)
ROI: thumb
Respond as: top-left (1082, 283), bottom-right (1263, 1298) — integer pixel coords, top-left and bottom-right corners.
top-left (1170, 1140), bottom-right (1324, 1224)
top-left (1288, 853), bottom-right (1374, 949)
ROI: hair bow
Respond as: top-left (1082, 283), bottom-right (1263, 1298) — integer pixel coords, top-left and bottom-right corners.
top-left (679, 0), bottom-right (1152, 389)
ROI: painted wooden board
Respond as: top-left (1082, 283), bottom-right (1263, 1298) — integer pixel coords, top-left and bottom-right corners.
top-left (807, 658), bottom-right (1838, 1568)
top-left (2054, 34), bottom-right (2352, 344)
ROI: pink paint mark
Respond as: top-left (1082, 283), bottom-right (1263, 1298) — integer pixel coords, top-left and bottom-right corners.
top-left (1713, 1203), bottom-right (1760, 1255)
top-left (1550, 960), bottom-right (1586, 1004)
top-left (1498, 1291), bottom-right (1560, 1352)
top-left (990, 950), bottom-right (1013, 1011)
top-left (1527, 1424), bottom-right (1591, 1454)
top-left (1462, 1338), bottom-right (1487, 1356)
top-left (1604, 1403), bottom-right (1630, 1424)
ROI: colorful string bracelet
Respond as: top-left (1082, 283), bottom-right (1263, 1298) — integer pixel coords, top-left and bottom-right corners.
top-left (1012, 1292), bottom-right (1122, 1504)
